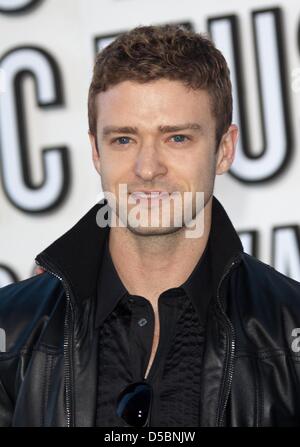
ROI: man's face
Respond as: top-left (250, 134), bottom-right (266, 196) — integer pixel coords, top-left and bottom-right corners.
top-left (90, 79), bottom-right (237, 236)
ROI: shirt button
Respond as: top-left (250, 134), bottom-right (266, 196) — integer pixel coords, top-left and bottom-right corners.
top-left (138, 318), bottom-right (148, 327)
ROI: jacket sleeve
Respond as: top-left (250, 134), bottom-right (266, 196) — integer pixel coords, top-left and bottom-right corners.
top-left (0, 273), bottom-right (63, 427)
top-left (0, 377), bottom-right (13, 427)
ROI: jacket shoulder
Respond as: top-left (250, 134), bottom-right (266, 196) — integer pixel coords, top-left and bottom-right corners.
top-left (232, 253), bottom-right (300, 353)
top-left (241, 253), bottom-right (300, 302)
top-left (0, 273), bottom-right (64, 354)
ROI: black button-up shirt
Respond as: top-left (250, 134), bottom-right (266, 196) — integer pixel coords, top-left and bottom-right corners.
top-left (95, 235), bottom-right (213, 427)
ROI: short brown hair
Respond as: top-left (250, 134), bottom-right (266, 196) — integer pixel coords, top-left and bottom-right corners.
top-left (88, 24), bottom-right (232, 146)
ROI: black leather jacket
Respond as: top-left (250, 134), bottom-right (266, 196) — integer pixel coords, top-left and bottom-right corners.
top-left (1, 197), bottom-right (300, 427)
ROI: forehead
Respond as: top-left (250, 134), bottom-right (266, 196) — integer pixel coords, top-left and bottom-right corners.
top-left (95, 79), bottom-right (215, 130)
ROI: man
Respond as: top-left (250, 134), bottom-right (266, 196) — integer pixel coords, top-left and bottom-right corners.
top-left (1, 24), bottom-right (300, 427)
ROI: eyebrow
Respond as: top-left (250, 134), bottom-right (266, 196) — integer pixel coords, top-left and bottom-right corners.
top-left (102, 123), bottom-right (203, 137)
top-left (158, 123), bottom-right (203, 133)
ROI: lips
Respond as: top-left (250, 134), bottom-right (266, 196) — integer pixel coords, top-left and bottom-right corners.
top-left (129, 191), bottom-right (170, 206)
top-left (130, 191), bottom-right (169, 198)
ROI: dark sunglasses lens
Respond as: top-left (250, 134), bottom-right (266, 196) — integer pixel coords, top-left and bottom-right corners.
top-left (116, 382), bottom-right (152, 427)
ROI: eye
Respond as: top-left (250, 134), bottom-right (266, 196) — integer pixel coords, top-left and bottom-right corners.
top-left (169, 135), bottom-right (190, 143)
top-left (112, 136), bottom-right (132, 145)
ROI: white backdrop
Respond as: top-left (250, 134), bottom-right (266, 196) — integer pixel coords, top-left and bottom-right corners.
top-left (0, 0), bottom-right (300, 285)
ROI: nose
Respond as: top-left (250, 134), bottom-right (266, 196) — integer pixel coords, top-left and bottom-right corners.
top-left (134, 143), bottom-right (167, 181)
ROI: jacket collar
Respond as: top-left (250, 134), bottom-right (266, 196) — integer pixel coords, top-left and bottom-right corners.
top-left (35, 196), bottom-right (244, 307)
top-left (209, 197), bottom-right (244, 295)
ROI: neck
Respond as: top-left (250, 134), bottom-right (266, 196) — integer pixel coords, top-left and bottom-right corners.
top-left (108, 196), bottom-right (213, 304)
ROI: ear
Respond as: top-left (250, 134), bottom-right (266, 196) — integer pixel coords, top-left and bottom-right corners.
top-left (88, 131), bottom-right (101, 175)
top-left (216, 124), bottom-right (239, 175)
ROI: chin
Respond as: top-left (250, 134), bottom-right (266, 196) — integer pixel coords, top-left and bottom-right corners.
top-left (126, 224), bottom-right (183, 237)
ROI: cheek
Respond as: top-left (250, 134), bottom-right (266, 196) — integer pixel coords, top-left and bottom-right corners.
top-left (101, 162), bottom-right (131, 191)
top-left (189, 161), bottom-right (216, 191)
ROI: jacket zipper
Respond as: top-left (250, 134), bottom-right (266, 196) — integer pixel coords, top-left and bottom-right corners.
top-left (215, 256), bottom-right (241, 427)
top-left (35, 258), bottom-right (74, 427)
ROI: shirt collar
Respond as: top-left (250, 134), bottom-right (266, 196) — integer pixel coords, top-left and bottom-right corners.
top-left (95, 236), bottom-right (127, 328)
top-left (95, 229), bottom-right (213, 328)
top-left (180, 233), bottom-right (212, 325)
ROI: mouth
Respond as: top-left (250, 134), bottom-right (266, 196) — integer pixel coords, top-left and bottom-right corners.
top-left (130, 191), bottom-right (170, 198)
top-left (128, 191), bottom-right (172, 208)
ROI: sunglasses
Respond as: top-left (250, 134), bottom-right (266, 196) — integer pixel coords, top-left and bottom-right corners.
top-left (116, 381), bottom-right (153, 427)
